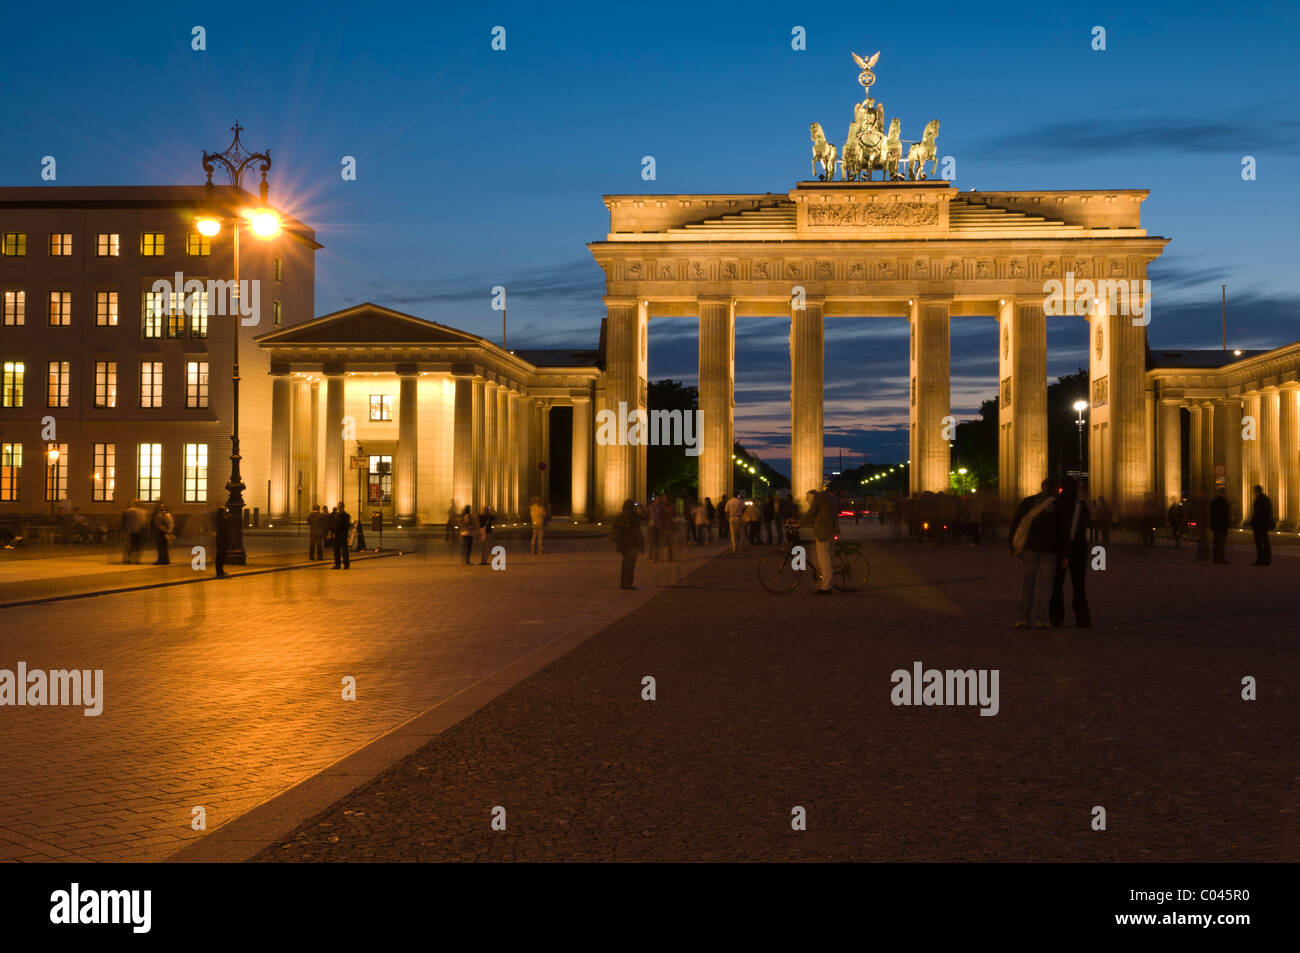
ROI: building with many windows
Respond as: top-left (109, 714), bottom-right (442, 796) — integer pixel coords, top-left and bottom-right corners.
top-left (0, 186), bottom-right (318, 524)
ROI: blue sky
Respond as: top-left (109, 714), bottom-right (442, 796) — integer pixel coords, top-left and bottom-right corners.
top-left (3, 0), bottom-right (1298, 474)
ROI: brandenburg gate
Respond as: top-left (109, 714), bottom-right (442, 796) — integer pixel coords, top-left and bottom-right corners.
top-left (586, 49), bottom-right (1168, 519)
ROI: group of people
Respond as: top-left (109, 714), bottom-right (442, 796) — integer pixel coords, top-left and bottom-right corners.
top-left (120, 501), bottom-right (174, 565)
top-left (304, 503), bottom-right (356, 570)
top-left (1009, 477), bottom-right (1093, 629)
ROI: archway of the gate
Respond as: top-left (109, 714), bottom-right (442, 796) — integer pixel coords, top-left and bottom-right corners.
top-left (588, 181), bottom-right (1168, 519)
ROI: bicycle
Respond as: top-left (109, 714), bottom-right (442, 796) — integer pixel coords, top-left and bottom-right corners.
top-left (757, 520), bottom-right (871, 594)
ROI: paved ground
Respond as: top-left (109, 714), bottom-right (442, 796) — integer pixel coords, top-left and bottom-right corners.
top-left (0, 536), bottom-right (707, 861)
top-left (256, 526), bottom-right (1299, 862)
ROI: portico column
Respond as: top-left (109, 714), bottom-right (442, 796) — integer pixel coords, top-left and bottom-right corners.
top-left (997, 298), bottom-right (1047, 511)
top-left (1260, 387), bottom-right (1280, 511)
top-left (496, 385), bottom-right (509, 514)
top-left (601, 297), bottom-right (644, 514)
top-left (909, 297), bottom-right (951, 495)
top-left (528, 400), bottom-right (541, 500)
top-left (571, 391), bottom-right (591, 519)
top-left (1158, 399), bottom-right (1182, 507)
top-left (452, 370), bottom-right (474, 512)
top-left (484, 381), bottom-right (499, 515)
top-left (309, 380), bottom-right (320, 507)
top-left (790, 297), bottom-right (824, 502)
top-left (323, 370), bottom-right (345, 508)
top-left (698, 296), bottom-right (735, 505)
top-left (395, 368), bottom-right (418, 524)
top-left (540, 403), bottom-right (551, 506)
top-left (472, 378), bottom-right (486, 513)
top-left (1241, 392), bottom-right (1261, 524)
top-left (291, 380), bottom-right (314, 517)
top-left (506, 390), bottom-right (520, 518)
top-left (1188, 404), bottom-right (1204, 498)
top-left (269, 370), bottom-right (292, 519)
top-left (1199, 401), bottom-right (1215, 500)
top-left (1279, 383), bottom-right (1299, 528)
top-left (1215, 397), bottom-right (1242, 522)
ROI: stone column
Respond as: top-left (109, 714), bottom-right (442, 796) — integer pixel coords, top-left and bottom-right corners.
top-left (1215, 397), bottom-right (1242, 523)
top-left (909, 298), bottom-right (951, 495)
top-left (472, 378), bottom-right (486, 513)
top-left (1260, 387), bottom-right (1280, 511)
top-left (323, 370), bottom-right (345, 508)
top-left (291, 380), bottom-right (314, 518)
top-left (698, 296), bottom-right (735, 506)
top-left (1158, 399), bottom-right (1181, 508)
top-left (528, 400), bottom-right (541, 501)
top-left (1279, 384), bottom-right (1299, 527)
top-left (540, 403), bottom-right (551, 506)
top-left (571, 391), bottom-right (591, 519)
top-left (997, 298), bottom-right (1047, 511)
top-left (452, 371), bottom-right (474, 512)
top-left (1240, 392), bottom-right (1261, 522)
top-left (496, 385), bottom-right (509, 514)
top-left (309, 380), bottom-right (320, 507)
top-left (1199, 401), bottom-right (1215, 500)
top-left (269, 371), bottom-right (292, 519)
top-left (790, 298), bottom-right (824, 502)
top-left (1188, 404), bottom-right (1204, 499)
top-left (395, 368), bottom-right (418, 524)
top-left (506, 390), bottom-right (520, 518)
top-left (601, 298), bottom-right (643, 515)
top-left (483, 381), bottom-right (499, 515)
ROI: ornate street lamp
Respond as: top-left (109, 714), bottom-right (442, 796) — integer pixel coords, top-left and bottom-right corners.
top-left (1074, 400), bottom-right (1089, 478)
top-left (197, 122), bottom-right (281, 565)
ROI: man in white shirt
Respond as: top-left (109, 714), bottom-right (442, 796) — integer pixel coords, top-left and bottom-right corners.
top-left (725, 492), bottom-right (747, 552)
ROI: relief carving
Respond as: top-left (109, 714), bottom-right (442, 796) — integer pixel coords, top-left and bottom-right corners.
top-left (752, 261), bottom-right (769, 279)
top-left (1042, 258), bottom-right (1060, 278)
top-left (848, 263), bottom-right (865, 280)
top-left (816, 261), bottom-right (834, 279)
top-left (1009, 259), bottom-right (1026, 278)
top-left (976, 260), bottom-right (992, 279)
top-left (785, 262), bottom-right (801, 280)
top-left (806, 202), bottom-right (939, 227)
top-left (879, 260), bottom-right (898, 279)
top-left (625, 261), bottom-right (644, 280)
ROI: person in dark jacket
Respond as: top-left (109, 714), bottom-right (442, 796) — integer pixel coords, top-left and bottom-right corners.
top-left (1010, 478), bottom-right (1058, 629)
top-left (478, 504), bottom-right (496, 565)
top-left (307, 504), bottom-right (326, 560)
top-left (330, 502), bottom-right (351, 569)
top-left (1210, 489), bottom-right (1230, 564)
top-left (612, 499), bottom-right (644, 589)
top-left (212, 504), bottom-right (231, 578)
top-left (1250, 485), bottom-right (1274, 565)
top-left (1049, 477), bottom-right (1092, 627)
top-left (1167, 498), bottom-right (1186, 548)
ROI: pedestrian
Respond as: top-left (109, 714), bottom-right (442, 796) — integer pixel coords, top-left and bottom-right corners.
top-left (725, 492), bottom-right (746, 551)
top-left (763, 494), bottom-right (777, 544)
top-left (1010, 478), bottom-right (1058, 629)
top-left (743, 496), bottom-right (762, 545)
top-left (330, 502), bottom-right (351, 569)
top-left (307, 504), bottom-right (326, 560)
top-left (1139, 495), bottom-right (1158, 548)
top-left (1049, 476), bottom-right (1092, 627)
top-left (692, 499), bottom-right (708, 544)
top-left (459, 505), bottom-right (478, 565)
top-left (121, 501), bottom-right (147, 563)
top-left (529, 496), bottom-right (546, 554)
top-left (479, 504), bottom-right (496, 564)
top-left (1210, 488), bottom-right (1230, 564)
top-left (653, 496), bottom-right (675, 562)
top-left (703, 497), bottom-right (715, 543)
top-left (610, 499), bottom-right (644, 589)
top-left (1250, 484), bottom-right (1274, 566)
top-left (799, 489), bottom-right (835, 594)
top-left (1167, 498), bottom-right (1185, 548)
top-left (446, 500), bottom-right (458, 540)
top-left (150, 502), bottom-right (174, 564)
top-left (1192, 495), bottom-right (1211, 561)
top-left (647, 495), bottom-right (662, 561)
top-left (212, 504), bottom-right (231, 578)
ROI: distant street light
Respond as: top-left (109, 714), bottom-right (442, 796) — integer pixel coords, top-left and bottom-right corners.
top-left (1074, 400), bottom-right (1089, 477)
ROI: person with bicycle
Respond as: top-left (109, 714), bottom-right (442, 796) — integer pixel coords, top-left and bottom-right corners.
top-left (800, 489), bottom-right (836, 595)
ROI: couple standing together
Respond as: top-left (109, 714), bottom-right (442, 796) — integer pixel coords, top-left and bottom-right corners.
top-left (1010, 477), bottom-right (1092, 629)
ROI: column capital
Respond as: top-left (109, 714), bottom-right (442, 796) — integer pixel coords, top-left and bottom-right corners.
top-left (395, 363), bottom-right (419, 377)
top-left (1279, 380), bottom-right (1300, 393)
top-left (322, 363), bottom-right (346, 377)
top-left (603, 296), bottom-right (640, 310)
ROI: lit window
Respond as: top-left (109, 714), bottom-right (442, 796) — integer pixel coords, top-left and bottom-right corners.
top-left (96, 291), bottom-right (118, 326)
top-left (142, 291), bottom-right (165, 338)
top-left (273, 257), bottom-right (283, 281)
top-left (45, 443), bottom-right (68, 502)
top-left (368, 455), bottom-right (393, 503)
top-left (140, 361), bottom-right (163, 408)
top-left (186, 233), bottom-right (211, 256)
top-left (167, 292), bottom-right (185, 338)
top-left (186, 361), bottom-right (208, 408)
top-left (1, 233), bottom-right (26, 256)
top-left (46, 361), bottom-right (69, 408)
top-left (94, 361), bottom-right (117, 408)
top-left (184, 443), bottom-right (208, 502)
top-left (2, 361), bottom-right (23, 408)
top-left (2, 291), bottom-right (24, 326)
top-left (188, 290), bottom-right (208, 338)
top-left (48, 291), bottom-right (71, 326)
top-left (92, 443), bottom-right (115, 502)
top-left (140, 232), bottom-right (165, 256)
top-left (137, 443), bottom-right (162, 501)
top-left (49, 233), bottom-right (72, 256)
top-left (96, 233), bottom-right (120, 257)
top-left (0, 443), bottom-right (21, 502)
top-left (273, 300), bottom-right (282, 327)
top-left (369, 394), bottom-right (393, 421)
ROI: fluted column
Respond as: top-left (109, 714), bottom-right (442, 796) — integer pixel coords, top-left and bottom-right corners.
top-left (395, 369), bottom-right (418, 523)
top-left (571, 392), bottom-right (591, 519)
top-left (472, 378), bottom-right (486, 513)
top-left (1241, 392), bottom-right (1261, 522)
top-left (309, 381), bottom-right (320, 508)
top-left (1158, 400), bottom-right (1181, 507)
top-left (1260, 387), bottom-right (1280, 511)
top-left (269, 371), bottom-right (292, 519)
top-left (506, 390), bottom-right (520, 518)
top-left (540, 403), bottom-right (551, 506)
top-left (483, 381), bottom-right (498, 515)
top-left (1199, 401), bottom-right (1215, 500)
top-left (997, 298), bottom-right (1047, 511)
top-left (1216, 397), bottom-right (1241, 523)
top-left (601, 298), bottom-right (643, 515)
top-left (452, 371), bottom-right (474, 512)
top-left (291, 380), bottom-right (313, 518)
top-left (323, 371), bottom-right (345, 508)
top-left (528, 400), bottom-right (541, 501)
top-left (909, 297), bottom-right (951, 495)
top-left (1188, 404), bottom-right (1204, 499)
top-left (790, 298), bottom-right (824, 502)
top-left (698, 296), bottom-right (735, 506)
top-left (496, 384), bottom-right (509, 514)
top-left (1279, 384), bottom-right (1299, 528)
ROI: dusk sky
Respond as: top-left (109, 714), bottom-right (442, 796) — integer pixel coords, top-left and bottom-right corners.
top-left (4, 0), bottom-right (1297, 475)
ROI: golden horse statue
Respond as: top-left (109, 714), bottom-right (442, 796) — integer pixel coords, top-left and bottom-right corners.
top-left (810, 122), bottom-right (838, 181)
top-left (906, 119), bottom-right (941, 180)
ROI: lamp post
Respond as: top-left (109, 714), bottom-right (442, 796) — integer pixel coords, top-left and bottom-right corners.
top-left (1073, 400), bottom-right (1089, 479)
top-left (197, 122), bottom-right (280, 565)
top-left (47, 445), bottom-right (60, 519)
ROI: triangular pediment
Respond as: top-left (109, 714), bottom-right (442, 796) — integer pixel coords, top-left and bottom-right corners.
top-left (258, 303), bottom-right (485, 346)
